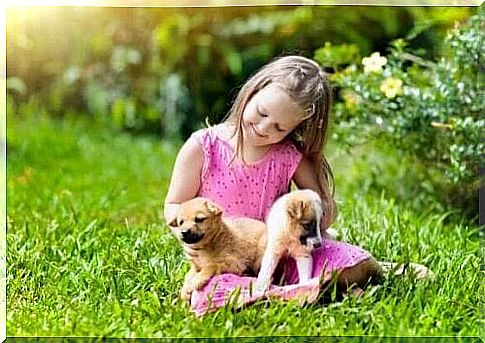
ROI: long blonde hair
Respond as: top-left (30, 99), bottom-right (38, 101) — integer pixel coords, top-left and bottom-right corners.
top-left (223, 55), bottom-right (336, 228)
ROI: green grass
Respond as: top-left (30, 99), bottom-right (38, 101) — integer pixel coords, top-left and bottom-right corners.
top-left (7, 115), bottom-right (481, 338)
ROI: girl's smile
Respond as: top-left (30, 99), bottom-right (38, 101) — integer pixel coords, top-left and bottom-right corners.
top-left (249, 123), bottom-right (268, 139)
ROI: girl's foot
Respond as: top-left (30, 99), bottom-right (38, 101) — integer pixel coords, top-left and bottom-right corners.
top-left (348, 286), bottom-right (364, 298)
top-left (378, 261), bottom-right (435, 280)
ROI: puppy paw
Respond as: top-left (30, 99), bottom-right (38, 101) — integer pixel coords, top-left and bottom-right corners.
top-left (252, 280), bottom-right (268, 296)
top-left (180, 286), bottom-right (193, 302)
top-left (194, 275), bottom-right (213, 290)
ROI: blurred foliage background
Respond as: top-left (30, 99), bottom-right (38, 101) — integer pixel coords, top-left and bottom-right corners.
top-left (6, 6), bottom-right (481, 219)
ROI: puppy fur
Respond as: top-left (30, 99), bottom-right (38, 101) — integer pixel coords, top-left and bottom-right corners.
top-left (255, 189), bottom-right (324, 293)
top-left (169, 197), bottom-right (267, 301)
top-left (256, 189), bottom-right (384, 295)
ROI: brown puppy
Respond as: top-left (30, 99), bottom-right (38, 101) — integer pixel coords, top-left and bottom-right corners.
top-left (169, 197), bottom-right (267, 301)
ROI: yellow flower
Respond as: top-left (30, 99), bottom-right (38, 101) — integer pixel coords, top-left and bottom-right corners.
top-left (380, 77), bottom-right (403, 99)
top-left (362, 52), bottom-right (387, 73)
top-left (341, 89), bottom-right (360, 110)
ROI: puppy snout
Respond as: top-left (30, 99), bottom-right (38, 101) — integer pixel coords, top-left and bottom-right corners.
top-left (301, 220), bottom-right (322, 248)
top-left (303, 220), bottom-right (317, 236)
top-left (181, 228), bottom-right (192, 238)
top-left (311, 240), bottom-right (322, 248)
top-left (309, 221), bottom-right (317, 236)
top-left (180, 227), bottom-right (204, 244)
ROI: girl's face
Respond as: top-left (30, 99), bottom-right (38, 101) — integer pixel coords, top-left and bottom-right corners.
top-left (241, 83), bottom-right (306, 147)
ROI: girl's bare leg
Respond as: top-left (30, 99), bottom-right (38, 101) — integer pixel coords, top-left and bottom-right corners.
top-left (337, 257), bottom-right (383, 293)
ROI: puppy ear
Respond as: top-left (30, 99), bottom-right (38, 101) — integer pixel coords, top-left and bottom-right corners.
top-left (205, 201), bottom-right (222, 216)
top-left (287, 200), bottom-right (305, 220)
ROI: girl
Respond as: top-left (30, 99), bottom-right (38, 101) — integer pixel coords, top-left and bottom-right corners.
top-left (164, 55), bottom-right (430, 313)
top-left (164, 55), bottom-right (336, 228)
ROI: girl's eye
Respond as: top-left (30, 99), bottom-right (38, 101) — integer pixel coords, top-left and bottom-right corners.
top-left (258, 112), bottom-right (268, 118)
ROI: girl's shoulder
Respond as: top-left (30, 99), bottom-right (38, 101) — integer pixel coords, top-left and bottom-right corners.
top-left (211, 123), bottom-right (235, 142)
top-left (190, 123), bottom-right (235, 156)
top-left (191, 123), bottom-right (234, 146)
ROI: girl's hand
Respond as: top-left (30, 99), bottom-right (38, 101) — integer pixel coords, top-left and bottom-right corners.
top-left (163, 203), bottom-right (180, 227)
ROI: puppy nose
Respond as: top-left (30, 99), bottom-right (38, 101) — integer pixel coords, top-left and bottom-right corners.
top-left (306, 236), bottom-right (322, 248)
top-left (181, 229), bottom-right (192, 238)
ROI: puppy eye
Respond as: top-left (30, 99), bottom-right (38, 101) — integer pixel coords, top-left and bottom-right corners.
top-left (195, 217), bottom-right (206, 223)
top-left (178, 219), bottom-right (184, 226)
top-left (302, 221), bottom-right (315, 231)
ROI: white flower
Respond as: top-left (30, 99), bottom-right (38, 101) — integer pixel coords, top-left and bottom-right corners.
top-left (362, 52), bottom-right (387, 73)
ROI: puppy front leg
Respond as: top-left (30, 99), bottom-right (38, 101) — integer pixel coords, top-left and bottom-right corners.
top-left (194, 264), bottom-right (218, 290)
top-left (180, 267), bottom-right (197, 301)
top-left (254, 249), bottom-right (280, 294)
top-left (295, 254), bottom-right (313, 283)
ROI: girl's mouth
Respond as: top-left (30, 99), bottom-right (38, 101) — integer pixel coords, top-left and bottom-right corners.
top-left (251, 124), bottom-right (267, 138)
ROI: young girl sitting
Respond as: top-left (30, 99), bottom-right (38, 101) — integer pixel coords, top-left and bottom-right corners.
top-left (164, 55), bottom-right (431, 315)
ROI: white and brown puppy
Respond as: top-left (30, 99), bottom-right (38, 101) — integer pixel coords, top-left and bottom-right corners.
top-left (169, 197), bottom-right (267, 301)
top-left (255, 189), bottom-right (324, 293)
top-left (255, 190), bottom-right (384, 295)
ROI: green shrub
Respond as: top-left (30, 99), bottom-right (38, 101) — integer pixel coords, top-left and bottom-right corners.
top-left (7, 7), bottom-right (471, 139)
top-left (316, 14), bottom-right (482, 216)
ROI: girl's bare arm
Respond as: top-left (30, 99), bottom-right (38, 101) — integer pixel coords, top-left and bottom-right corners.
top-left (163, 135), bottom-right (204, 224)
top-left (292, 156), bottom-right (321, 191)
top-left (292, 156), bottom-right (332, 229)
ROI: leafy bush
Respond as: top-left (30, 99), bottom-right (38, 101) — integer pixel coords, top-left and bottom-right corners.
top-left (316, 14), bottom-right (482, 216)
top-left (7, 6), bottom-right (471, 139)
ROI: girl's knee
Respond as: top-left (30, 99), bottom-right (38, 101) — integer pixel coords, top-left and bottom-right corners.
top-left (337, 257), bottom-right (383, 290)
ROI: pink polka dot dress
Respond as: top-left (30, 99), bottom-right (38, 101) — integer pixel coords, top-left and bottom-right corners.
top-left (188, 127), bottom-right (372, 315)
top-left (193, 127), bottom-right (301, 221)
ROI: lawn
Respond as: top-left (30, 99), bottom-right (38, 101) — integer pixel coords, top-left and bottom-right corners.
top-left (6, 115), bottom-right (481, 338)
